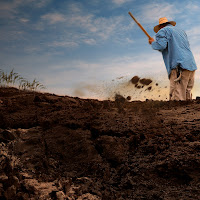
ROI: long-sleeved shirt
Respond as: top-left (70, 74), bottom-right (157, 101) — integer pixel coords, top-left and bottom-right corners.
top-left (151, 24), bottom-right (197, 77)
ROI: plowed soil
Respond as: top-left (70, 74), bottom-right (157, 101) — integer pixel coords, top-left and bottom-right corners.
top-left (0, 87), bottom-right (200, 200)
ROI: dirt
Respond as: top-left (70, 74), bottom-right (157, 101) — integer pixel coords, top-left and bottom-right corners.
top-left (131, 76), bottom-right (140, 84)
top-left (115, 94), bottom-right (126, 103)
top-left (139, 78), bottom-right (152, 86)
top-left (1, 87), bottom-right (200, 199)
top-left (146, 86), bottom-right (152, 91)
top-left (130, 76), bottom-right (152, 86)
top-left (126, 96), bottom-right (131, 101)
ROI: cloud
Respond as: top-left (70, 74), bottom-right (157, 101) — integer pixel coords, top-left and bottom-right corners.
top-left (0, 0), bottom-right (51, 29)
top-left (139, 2), bottom-right (180, 25)
top-left (49, 41), bottom-right (79, 48)
top-left (19, 18), bottom-right (29, 23)
top-left (186, 26), bottom-right (200, 40)
top-left (43, 52), bottom-right (165, 87)
top-left (185, 3), bottom-right (200, 11)
top-left (41, 13), bottom-right (66, 24)
top-left (0, 1), bottom-right (19, 19)
top-left (33, 0), bottom-right (51, 8)
top-left (83, 39), bottom-right (96, 45)
top-left (0, 0), bottom-right (51, 15)
top-left (68, 13), bottom-right (131, 43)
top-left (32, 2), bottom-right (134, 50)
top-left (92, 16), bottom-right (125, 40)
top-left (67, 2), bottom-right (83, 13)
top-left (111, 0), bottom-right (132, 5)
top-left (125, 38), bottom-right (134, 44)
top-left (63, 2), bottom-right (134, 43)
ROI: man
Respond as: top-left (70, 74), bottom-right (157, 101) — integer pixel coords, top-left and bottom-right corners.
top-left (149, 17), bottom-right (197, 100)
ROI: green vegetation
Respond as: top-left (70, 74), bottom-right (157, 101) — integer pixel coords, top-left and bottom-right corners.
top-left (0, 68), bottom-right (46, 91)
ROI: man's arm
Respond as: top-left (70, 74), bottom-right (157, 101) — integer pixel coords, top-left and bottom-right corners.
top-left (149, 30), bottom-right (168, 51)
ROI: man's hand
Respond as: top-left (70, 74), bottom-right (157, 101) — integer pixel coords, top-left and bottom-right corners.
top-left (149, 37), bottom-right (154, 44)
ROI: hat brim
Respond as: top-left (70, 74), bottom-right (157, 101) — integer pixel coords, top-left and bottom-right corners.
top-left (154, 21), bottom-right (176, 33)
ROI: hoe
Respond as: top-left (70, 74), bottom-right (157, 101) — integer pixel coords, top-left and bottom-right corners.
top-left (128, 11), bottom-right (152, 40)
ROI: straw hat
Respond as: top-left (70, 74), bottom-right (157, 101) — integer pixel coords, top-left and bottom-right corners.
top-left (154, 17), bottom-right (176, 33)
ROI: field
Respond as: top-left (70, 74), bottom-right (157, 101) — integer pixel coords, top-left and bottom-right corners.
top-left (0, 87), bottom-right (200, 199)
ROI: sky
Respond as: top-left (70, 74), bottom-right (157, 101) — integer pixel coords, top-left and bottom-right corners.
top-left (0, 0), bottom-right (200, 100)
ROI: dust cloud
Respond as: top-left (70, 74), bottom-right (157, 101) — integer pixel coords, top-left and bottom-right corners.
top-left (107, 75), bottom-right (169, 101)
top-left (73, 74), bottom-right (170, 101)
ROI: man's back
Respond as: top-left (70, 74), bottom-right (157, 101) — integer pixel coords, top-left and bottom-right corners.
top-left (152, 24), bottom-right (197, 75)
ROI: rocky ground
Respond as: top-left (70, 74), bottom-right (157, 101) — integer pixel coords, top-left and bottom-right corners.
top-left (0, 87), bottom-right (200, 200)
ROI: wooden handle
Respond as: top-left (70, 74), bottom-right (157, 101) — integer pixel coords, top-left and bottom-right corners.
top-left (128, 12), bottom-right (151, 39)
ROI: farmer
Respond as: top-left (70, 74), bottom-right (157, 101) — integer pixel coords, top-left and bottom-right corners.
top-left (149, 17), bottom-right (197, 100)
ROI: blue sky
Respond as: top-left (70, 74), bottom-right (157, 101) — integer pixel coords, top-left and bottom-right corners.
top-left (0, 0), bottom-right (200, 100)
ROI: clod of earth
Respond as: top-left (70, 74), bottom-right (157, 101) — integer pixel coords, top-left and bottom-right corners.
top-left (146, 86), bottom-right (152, 91)
top-left (127, 96), bottom-right (131, 101)
top-left (139, 78), bottom-right (152, 86)
top-left (131, 76), bottom-right (140, 84)
top-left (115, 94), bottom-right (126, 103)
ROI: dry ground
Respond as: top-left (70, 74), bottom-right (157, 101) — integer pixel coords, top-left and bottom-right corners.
top-left (0, 87), bottom-right (200, 199)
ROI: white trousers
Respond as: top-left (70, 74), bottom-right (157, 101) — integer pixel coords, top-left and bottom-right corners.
top-left (169, 69), bottom-right (195, 100)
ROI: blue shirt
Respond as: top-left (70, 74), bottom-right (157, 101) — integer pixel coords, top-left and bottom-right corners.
top-left (152, 24), bottom-right (197, 76)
